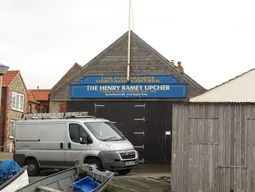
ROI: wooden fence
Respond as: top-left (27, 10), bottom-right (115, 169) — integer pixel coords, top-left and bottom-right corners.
top-left (172, 102), bottom-right (255, 192)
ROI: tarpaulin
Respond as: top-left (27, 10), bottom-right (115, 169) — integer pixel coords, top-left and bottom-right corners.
top-left (0, 160), bottom-right (20, 180)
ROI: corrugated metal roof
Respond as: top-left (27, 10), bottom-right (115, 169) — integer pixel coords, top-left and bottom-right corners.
top-left (189, 68), bottom-right (255, 102)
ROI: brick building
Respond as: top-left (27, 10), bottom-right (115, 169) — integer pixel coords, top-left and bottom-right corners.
top-left (0, 70), bottom-right (28, 151)
top-left (27, 90), bottom-right (40, 113)
top-left (27, 88), bottom-right (51, 113)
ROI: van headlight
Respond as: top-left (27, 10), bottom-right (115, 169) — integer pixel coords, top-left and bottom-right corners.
top-left (135, 150), bottom-right (139, 159)
top-left (99, 142), bottom-right (114, 151)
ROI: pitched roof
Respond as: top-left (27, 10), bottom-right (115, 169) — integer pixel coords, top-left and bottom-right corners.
top-left (49, 30), bottom-right (206, 98)
top-left (52, 62), bottom-right (82, 91)
top-left (189, 68), bottom-right (255, 102)
top-left (28, 89), bottom-right (51, 101)
top-left (27, 90), bottom-right (39, 104)
top-left (2, 70), bottom-right (20, 87)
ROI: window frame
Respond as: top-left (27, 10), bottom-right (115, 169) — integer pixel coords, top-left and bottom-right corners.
top-left (9, 120), bottom-right (15, 139)
top-left (68, 123), bottom-right (91, 144)
top-left (11, 92), bottom-right (25, 112)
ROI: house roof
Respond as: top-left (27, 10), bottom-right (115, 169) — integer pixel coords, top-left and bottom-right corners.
top-left (2, 70), bottom-right (20, 87)
top-left (28, 89), bottom-right (51, 101)
top-left (49, 30), bottom-right (206, 98)
top-left (27, 90), bottom-right (39, 104)
top-left (189, 68), bottom-right (255, 102)
top-left (52, 62), bottom-right (82, 91)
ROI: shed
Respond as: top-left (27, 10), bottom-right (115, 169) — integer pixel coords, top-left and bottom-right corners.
top-left (172, 102), bottom-right (254, 192)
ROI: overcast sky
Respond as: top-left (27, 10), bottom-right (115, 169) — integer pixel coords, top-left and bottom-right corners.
top-left (0, 0), bottom-right (254, 90)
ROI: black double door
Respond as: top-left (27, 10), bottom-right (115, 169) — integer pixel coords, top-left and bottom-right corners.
top-left (67, 101), bottom-right (172, 164)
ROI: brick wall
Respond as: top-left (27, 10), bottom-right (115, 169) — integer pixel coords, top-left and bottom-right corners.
top-left (3, 74), bottom-right (28, 152)
top-left (49, 101), bottom-right (60, 113)
top-left (60, 102), bottom-right (67, 112)
top-left (28, 101), bottom-right (40, 113)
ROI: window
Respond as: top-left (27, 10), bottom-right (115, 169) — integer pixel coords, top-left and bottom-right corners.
top-left (9, 120), bottom-right (15, 139)
top-left (69, 124), bottom-right (88, 143)
top-left (84, 122), bottom-right (125, 141)
top-left (11, 92), bottom-right (24, 111)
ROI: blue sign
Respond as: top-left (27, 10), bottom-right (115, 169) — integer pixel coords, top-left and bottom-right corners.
top-left (70, 74), bottom-right (188, 99)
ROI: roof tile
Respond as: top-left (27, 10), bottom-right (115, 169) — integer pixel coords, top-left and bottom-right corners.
top-left (2, 70), bottom-right (19, 87)
top-left (28, 89), bottom-right (51, 101)
top-left (27, 90), bottom-right (38, 103)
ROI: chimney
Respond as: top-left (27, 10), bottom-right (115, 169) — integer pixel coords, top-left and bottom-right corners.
top-left (177, 61), bottom-right (184, 73)
top-left (37, 85), bottom-right (39, 90)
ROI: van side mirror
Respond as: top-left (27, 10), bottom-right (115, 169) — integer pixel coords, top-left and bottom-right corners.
top-left (80, 136), bottom-right (88, 144)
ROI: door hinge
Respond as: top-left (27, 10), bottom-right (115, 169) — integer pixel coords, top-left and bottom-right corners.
top-left (94, 104), bottom-right (105, 108)
top-left (134, 117), bottom-right (145, 122)
top-left (134, 131), bottom-right (145, 135)
top-left (134, 145), bottom-right (144, 149)
top-left (135, 104), bottom-right (146, 108)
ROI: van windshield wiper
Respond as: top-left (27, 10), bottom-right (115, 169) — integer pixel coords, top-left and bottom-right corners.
top-left (102, 136), bottom-right (118, 141)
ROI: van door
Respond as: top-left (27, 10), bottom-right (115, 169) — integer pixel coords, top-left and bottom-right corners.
top-left (65, 123), bottom-right (91, 166)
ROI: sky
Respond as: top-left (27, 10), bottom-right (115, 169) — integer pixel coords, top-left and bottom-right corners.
top-left (0, 0), bottom-right (255, 90)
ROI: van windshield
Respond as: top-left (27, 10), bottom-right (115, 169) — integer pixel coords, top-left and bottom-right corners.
top-left (84, 121), bottom-right (125, 141)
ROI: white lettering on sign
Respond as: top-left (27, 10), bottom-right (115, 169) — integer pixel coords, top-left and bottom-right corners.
top-left (121, 85), bottom-right (143, 91)
top-left (99, 85), bottom-right (121, 91)
top-left (144, 85), bottom-right (170, 91)
top-left (86, 85), bottom-right (171, 92)
top-left (87, 85), bottom-right (98, 91)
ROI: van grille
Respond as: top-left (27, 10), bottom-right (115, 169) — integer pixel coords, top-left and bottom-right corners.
top-left (119, 151), bottom-right (136, 159)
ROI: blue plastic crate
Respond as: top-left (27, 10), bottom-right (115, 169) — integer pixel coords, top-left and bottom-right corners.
top-left (72, 176), bottom-right (101, 192)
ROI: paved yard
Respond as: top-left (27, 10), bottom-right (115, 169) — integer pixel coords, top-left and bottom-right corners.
top-left (30, 165), bottom-right (171, 192)
top-left (108, 165), bottom-right (171, 191)
top-left (0, 153), bottom-right (171, 191)
top-left (107, 176), bottom-right (170, 192)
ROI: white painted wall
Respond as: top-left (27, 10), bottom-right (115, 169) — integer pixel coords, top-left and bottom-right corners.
top-left (190, 69), bottom-right (255, 102)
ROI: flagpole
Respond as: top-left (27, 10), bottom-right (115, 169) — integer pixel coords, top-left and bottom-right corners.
top-left (127, 0), bottom-right (132, 81)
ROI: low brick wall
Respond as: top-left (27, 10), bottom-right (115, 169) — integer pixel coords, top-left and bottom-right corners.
top-left (0, 152), bottom-right (13, 161)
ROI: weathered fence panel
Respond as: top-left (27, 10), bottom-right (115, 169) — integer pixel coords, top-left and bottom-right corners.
top-left (172, 102), bottom-right (255, 192)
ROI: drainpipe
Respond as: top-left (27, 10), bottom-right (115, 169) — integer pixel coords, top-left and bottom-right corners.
top-left (2, 87), bottom-right (8, 150)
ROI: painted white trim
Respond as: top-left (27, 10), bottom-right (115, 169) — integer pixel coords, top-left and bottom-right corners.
top-left (11, 92), bottom-right (24, 112)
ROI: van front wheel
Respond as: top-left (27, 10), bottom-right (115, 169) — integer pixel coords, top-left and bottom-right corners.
top-left (25, 158), bottom-right (40, 176)
top-left (84, 157), bottom-right (103, 171)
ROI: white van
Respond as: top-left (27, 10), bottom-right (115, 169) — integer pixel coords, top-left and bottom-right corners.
top-left (13, 112), bottom-right (139, 176)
